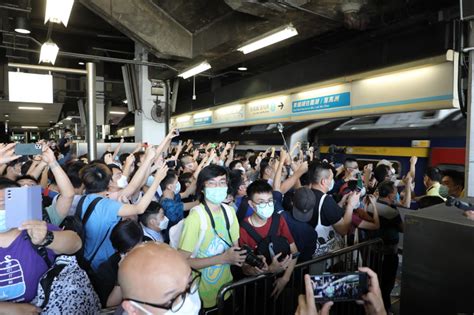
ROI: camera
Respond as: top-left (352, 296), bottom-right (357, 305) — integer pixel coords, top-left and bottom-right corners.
top-left (241, 245), bottom-right (265, 269)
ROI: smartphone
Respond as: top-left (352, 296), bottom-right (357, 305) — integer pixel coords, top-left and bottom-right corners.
top-left (347, 180), bottom-right (362, 192)
top-left (311, 272), bottom-right (368, 302)
top-left (5, 186), bottom-right (42, 229)
top-left (15, 143), bottom-right (42, 156)
top-left (166, 160), bottom-right (176, 168)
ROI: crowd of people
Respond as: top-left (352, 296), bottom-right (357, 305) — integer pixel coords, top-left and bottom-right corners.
top-left (0, 128), bottom-right (466, 315)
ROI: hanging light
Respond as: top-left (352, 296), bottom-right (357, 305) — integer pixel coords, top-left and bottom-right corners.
top-left (39, 40), bottom-right (59, 64)
top-left (237, 25), bottom-right (298, 54)
top-left (178, 62), bottom-right (211, 79)
top-left (14, 16), bottom-right (30, 34)
top-left (44, 0), bottom-right (75, 27)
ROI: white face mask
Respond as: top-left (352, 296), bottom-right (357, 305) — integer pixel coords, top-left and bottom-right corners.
top-left (174, 181), bottom-right (182, 195)
top-left (159, 216), bottom-right (169, 230)
top-left (117, 175), bottom-right (128, 189)
top-left (129, 289), bottom-right (201, 315)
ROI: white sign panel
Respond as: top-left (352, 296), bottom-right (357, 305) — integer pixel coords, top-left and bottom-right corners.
top-left (8, 72), bottom-right (53, 103)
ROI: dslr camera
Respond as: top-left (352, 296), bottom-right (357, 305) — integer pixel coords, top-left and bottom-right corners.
top-left (241, 245), bottom-right (265, 269)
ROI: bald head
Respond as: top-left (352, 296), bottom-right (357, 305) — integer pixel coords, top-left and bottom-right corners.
top-left (119, 242), bottom-right (191, 314)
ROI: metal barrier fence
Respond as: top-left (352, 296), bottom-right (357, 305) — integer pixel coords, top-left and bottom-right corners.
top-left (214, 239), bottom-right (384, 315)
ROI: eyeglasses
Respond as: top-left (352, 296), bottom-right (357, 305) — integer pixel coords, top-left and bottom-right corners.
top-left (252, 200), bottom-right (274, 207)
top-left (124, 269), bottom-right (201, 313)
top-left (206, 180), bottom-right (228, 188)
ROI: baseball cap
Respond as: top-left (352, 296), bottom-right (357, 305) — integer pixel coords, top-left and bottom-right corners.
top-left (292, 187), bottom-right (316, 223)
top-left (376, 159), bottom-right (393, 167)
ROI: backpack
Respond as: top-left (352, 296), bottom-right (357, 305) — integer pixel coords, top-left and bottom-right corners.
top-left (169, 203), bottom-right (235, 258)
top-left (31, 247), bottom-right (101, 314)
top-left (240, 213), bottom-right (290, 265)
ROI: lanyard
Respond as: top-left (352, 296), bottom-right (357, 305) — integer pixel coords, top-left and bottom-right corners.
top-left (202, 202), bottom-right (233, 247)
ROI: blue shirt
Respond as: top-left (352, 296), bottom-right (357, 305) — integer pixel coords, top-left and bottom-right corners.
top-left (281, 211), bottom-right (318, 262)
top-left (79, 194), bottom-right (122, 271)
top-left (160, 193), bottom-right (184, 226)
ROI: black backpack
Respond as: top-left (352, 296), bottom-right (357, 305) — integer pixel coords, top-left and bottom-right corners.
top-left (60, 196), bottom-right (111, 275)
top-left (240, 213), bottom-right (290, 265)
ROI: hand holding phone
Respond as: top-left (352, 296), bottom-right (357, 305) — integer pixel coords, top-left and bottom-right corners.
top-left (5, 186), bottom-right (42, 229)
top-left (311, 272), bottom-right (368, 303)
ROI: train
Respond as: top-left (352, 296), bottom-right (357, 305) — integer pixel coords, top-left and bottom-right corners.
top-left (179, 109), bottom-right (466, 196)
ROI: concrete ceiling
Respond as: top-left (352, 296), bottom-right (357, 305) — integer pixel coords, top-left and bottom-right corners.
top-left (79, 0), bottom-right (371, 77)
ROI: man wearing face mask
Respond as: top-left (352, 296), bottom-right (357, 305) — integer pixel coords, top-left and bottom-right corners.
top-left (371, 180), bottom-right (404, 314)
top-left (160, 171), bottom-right (200, 232)
top-left (119, 242), bottom-right (201, 315)
top-left (179, 165), bottom-right (246, 311)
top-left (139, 201), bottom-right (169, 242)
top-left (239, 180), bottom-right (298, 299)
top-left (308, 162), bottom-right (360, 257)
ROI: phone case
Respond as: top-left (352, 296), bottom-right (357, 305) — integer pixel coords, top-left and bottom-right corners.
top-left (5, 186), bottom-right (42, 228)
top-left (14, 144), bottom-right (42, 156)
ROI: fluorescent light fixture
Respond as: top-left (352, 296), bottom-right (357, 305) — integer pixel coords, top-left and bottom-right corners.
top-left (237, 67), bottom-right (248, 71)
top-left (78, 61), bottom-right (85, 65)
top-left (176, 115), bottom-right (191, 123)
top-left (178, 62), bottom-right (211, 79)
top-left (21, 126), bottom-right (38, 129)
top-left (18, 106), bottom-right (43, 110)
top-left (237, 25), bottom-right (298, 54)
top-left (216, 105), bottom-right (243, 115)
top-left (9, 72), bottom-right (53, 103)
top-left (65, 117), bottom-right (72, 120)
top-left (109, 111), bottom-right (126, 115)
top-left (193, 111), bottom-right (212, 119)
top-left (39, 40), bottom-right (59, 65)
top-left (122, 99), bottom-right (128, 104)
top-left (45, 0), bottom-right (75, 27)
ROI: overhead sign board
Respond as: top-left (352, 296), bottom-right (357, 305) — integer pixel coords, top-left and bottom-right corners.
top-left (8, 72), bottom-right (53, 103)
top-left (292, 92), bottom-right (350, 113)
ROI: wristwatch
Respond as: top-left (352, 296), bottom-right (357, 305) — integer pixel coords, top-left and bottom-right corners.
top-left (40, 230), bottom-right (55, 247)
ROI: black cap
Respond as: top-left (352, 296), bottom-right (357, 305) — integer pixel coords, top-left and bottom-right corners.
top-left (292, 187), bottom-right (316, 223)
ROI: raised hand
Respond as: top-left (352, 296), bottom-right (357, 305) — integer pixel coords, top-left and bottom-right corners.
top-left (0, 143), bottom-right (20, 165)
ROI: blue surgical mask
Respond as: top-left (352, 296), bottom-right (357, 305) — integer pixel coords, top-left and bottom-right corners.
top-left (204, 187), bottom-right (228, 205)
top-left (255, 202), bottom-right (274, 219)
top-left (0, 210), bottom-right (8, 233)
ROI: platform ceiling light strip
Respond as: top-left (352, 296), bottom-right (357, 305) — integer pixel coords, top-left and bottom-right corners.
top-left (109, 111), bottom-right (126, 115)
top-left (21, 126), bottom-right (38, 129)
top-left (39, 40), bottom-right (59, 65)
top-left (237, 25), bottom-right (298, 54)
top-left (45, 0), bottom-right (75, 27)
top-left (216, 105), bottom-right (243, 115)
top-left (178, 62), bottom-right (211, 79)
top-left (176, 115), bottom-right (191, 123)
top-left (18, 106), bottom-right (43, 110)
top-left (193, 111), bottom-right (212, 119)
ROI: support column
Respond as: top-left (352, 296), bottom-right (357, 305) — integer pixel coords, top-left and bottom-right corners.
top-left (86, 62), bottom-right (97, 161)
top-left (134, 43), bottom-right (166, 145)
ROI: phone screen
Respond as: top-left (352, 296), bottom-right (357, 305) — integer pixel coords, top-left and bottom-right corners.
top-left (311, 272), bottom-right (368, 302)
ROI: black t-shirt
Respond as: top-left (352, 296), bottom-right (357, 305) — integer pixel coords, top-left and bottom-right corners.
top-left (58, 137), bottom-right (70, 155)
top-left (309, 189), bottom-right (344, 228)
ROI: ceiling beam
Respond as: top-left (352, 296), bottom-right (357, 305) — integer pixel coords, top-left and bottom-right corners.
top-left (79, 0), bottom-right (193, 59)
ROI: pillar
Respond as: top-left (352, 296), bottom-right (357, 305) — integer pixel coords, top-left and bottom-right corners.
top-left (134, 43), bottom-right (166, 145)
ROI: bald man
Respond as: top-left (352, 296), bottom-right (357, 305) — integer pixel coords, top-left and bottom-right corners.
top-left (118, 242), bottom-right (201, 315)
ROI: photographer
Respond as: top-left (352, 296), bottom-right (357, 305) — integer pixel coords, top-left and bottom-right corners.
top-left (58, 129), bottom-right (74, 164)
top-left (239, 180), bottom-right (298, 298)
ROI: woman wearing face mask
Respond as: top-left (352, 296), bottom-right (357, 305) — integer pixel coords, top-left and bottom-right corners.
top-left (160, 171), bottom-right (200, 239)
top-left (139, 201), bottom-right (169, 242)
top-left (178, 165), bottom-right (246, 311)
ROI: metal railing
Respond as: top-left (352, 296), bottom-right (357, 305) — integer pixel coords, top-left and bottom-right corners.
top-left (214, 239), bottom-right (384, 315)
